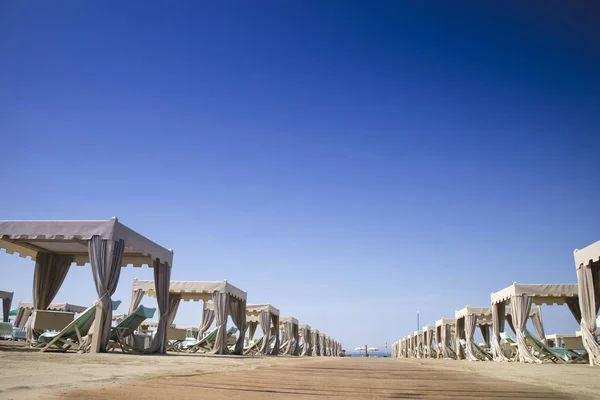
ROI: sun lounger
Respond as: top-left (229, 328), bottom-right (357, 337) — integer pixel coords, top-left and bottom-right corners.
top-left (0, 322), bottom-right (13, 339)
top-left (499, 332), bottom-right (518, 359)
top-left (186, 326), bottom-right (238, 353)
top-left (166, 328), bottom-right (188, 352)
top-left (38, 306), bottom-right (96, 352)
top-left (108, 305), bottom-right (156, 353)
top-left (523, 330), bottom-right (567, 364)
top-left (243, 336), bottom-right (264, 355)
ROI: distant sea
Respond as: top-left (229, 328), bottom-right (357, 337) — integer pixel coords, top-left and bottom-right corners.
top-left (345, 352), bottom-right (390, 358)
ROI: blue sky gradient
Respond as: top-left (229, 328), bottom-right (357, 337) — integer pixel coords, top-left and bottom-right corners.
top-left (1, 1), bottom-right (599, 350)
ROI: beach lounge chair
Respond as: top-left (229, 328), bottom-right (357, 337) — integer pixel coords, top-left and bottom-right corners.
top-left (38, 300), bottom-right (122, 352)
top-left (108, 305), bottom-right (156, 353)
top-left (523, 330), bottom-right (567, 364)
top-left (243, 336), bottom-right (264, 355)
top-left (0, 322), bottom-right (13, 339)
top-left (472, 341), bottom-right (493, 361)
top-left (499, 332), bottom-right (518, 359)
top-left (562, 336), bottom-right (588, 363)
top-left (186, 326), bottom-right (237, 353)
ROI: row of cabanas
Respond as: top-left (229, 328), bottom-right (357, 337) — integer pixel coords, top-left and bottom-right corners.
top-left (0, 218), bottom-right (342, 356)
top-left (392, 239), bottom-right (600, 367)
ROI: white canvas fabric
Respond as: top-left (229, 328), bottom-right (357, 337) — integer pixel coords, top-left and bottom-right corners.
top-left (491, 283), bottom-right (578, 305)
top-left (436, 318), bottom-right (455, 359)
top-left (455, 307), bottom-right (492, 361)
top-left (311, 329), bottom-right (320, 356)
top-left (574, 241), bottom-right (600, 366)
top-left (299, 324), bottom-right (311, 356)
top-left (247, 304), bottom-right (280, 355)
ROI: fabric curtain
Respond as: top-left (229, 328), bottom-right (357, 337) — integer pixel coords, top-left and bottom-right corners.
top-left (479, 324), bottom-right (490, 347)
top-left (320, 334), bottom-right (326, 357)
top-left (464, 314), bottom-right (479, 361)
top-left (301, 327), bottom-right (310, 356)
top-left (15, 308), bottom-right (31, 330)
top-left (491, 302), bottom-right (509, 361)
top-left (270, 315), bottom-right (280, 355)
top-left (125, 288), bottom-right (145, 346)
top-left (530, 311), bottom-right (546, 345)
top-left (505, 314), bottom-right (517, 334)
top-left (211, 292), bottom-right (230, 354)
top-left (167, 294), bottom-right (181, 327)
top-left (197, 302), bottom-right (215, 340)
top-left (88, 237), bottom-right (125, 353)
top-left (257, 310), bottom-right (271, 354)
top-left (229, 297), bottom-right (247, 355)
top-left (566, 297), bottom-right (582, 324)
top-left (248, 321), bottom-right (259, 341)
top-left (576, 260), bottom-right (600, 365)
top-left (440, 325), bottom-right (450, 359)
top-left (2, 297), bottom-right (11, 323)
top-left (29, 252), bottom-right (73, 342)
top-left (145, 259), bottom-right (171, 354)
top-left (311, 331), bottom-right (319, 356)
top-left (512, 294), bottom-right (540, 363)
top-left (455, 318), bottom-right (465, 360)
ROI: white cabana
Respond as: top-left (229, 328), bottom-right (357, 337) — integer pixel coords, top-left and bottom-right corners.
top-left (454, 306), bottom-right (492, 361)
top-left (574, 240), bottom-right (600, 366)
top-left (0, 290), bottom-right (13, 323)
top-left (407, 333), bottom-right (414, 357)
top-left (422, 325), bottom-right (436, 358)
top-left (132, 279), bottom-right (247, 355)
top-left (435, 318), bottom-right (456, 359)
top-left (491, 282), bottom-right (578, 364)
top-left (0, 218), bottom-right (173, 353)
top-left (280, 316), bottom-right (299, 355)
top-left (318, 331), bottom-right (327, 357)
top-left (299, 323), bottom-right (311, 356)
top-left (14, 301), bottom-right (88, 329)
top-left (247, 303), bottom-right (280, 355)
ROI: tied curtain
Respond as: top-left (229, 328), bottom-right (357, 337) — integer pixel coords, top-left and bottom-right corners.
top-left (270, 315), bottom-right (280, 355)
top-left (566, 297), bottom-right (582, 324)
top-left (530, 311), bottom-right (546, 345)
top-left (197, 302), bottom-right (215, 340)
top-left (311, 331), bottom-right (319, 356)
top-left (428, 329), bottom-right (435, 358)
top-left (229, 297), bottom-right (247, 355)
top-left (211, 292), bottom-right (230, 354)
top-left (464, 314), bottom-right (479, 361)
top-left (479, 324), bottom-right (491, 347)
top-left (126, 288), bottom-right (145, 346)
top-left (145, 258), bottom-right (172, 354)
top-left (319, 334), bottom-right (326, 357)
top-left (281, 321), bottom-right (293, 355)
top-left (440, 325), bottom-right (451, 359)
top-left (301, 327), bottom-right (310, 356)
top-left (88, 236), bottom-right (125, 353)
top-left (512, 294), bottom-right (541, 363)
top-left (435, 327), bottom-right (441, 358)
top-left (248, 321), bottom-right (259, 341)
top-left (29, 252), bottom-right (73, 342)
top-left (491, 302), bottom-right (509, 361)
top-left (455, 318), bottom-right (465, 360)
top-left (258, 310), bottom-right (271, 355)
top-left (576, 260), bottom-right (600, 365)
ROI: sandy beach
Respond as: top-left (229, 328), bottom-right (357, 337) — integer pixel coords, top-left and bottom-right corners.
top-left (1, 343), bottom-right (599, 400)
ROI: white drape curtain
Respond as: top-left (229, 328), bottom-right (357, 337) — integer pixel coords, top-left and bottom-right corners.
top-left (464, 314), bottom-right (479, 361)
top-left (311, 331), bottom-right (319, 356)
top-left (248, 321), bottom-right (259, 341)
top-left (145, 259), bottom-right (171, 354)
top-left (125, 288), bottom-right (145, 346)
top-left (211, 291), bottom-right (230, 354)
top-left (530, 312), bottom-right (546, 345)
top-left (88, 236), bottom-right (125, 353)
top-left (2, 296), bottom-right (11, 323)
top-left (301, 327), bottom-right (310, 356)
top-left (512, 295), bottom-right (540, 364)
top-left (28, 252), bottom-right (73, 342)
top-left (455, 318), bottom-right (465, 360)
top-left (319, 334), bottom-right (326, 357)
top-left (491, 302), bottom-right (509, 361)
top-left (440, 326), bottom-right (450, 359)
top-left (197, 302), bottom-right (215, 340)
top-left (270, 315), bottom-right (280, 355)
top-left (576, 260), bottom-right (600, 365)
top-left (258, 310), bottom-right (271, 354)
top-left (229, 297), bottom-right (247, 355)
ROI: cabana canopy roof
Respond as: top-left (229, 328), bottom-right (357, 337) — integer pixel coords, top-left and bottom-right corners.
top-left (18, 301), bottom-right (87, 313)
top-left (423, 325), bottom-right (435, 332)
top-left (0, 218), bottom-right (173, 267)
top-left (299, 323), bottom-right (311, 329)
top-left (133, 279), bottom-right (246, 301)
top-left (0, 291), bottom-right (13, 301)
top-left (491, 283), bottom-right (578, 305)
top-left (246, 303), bottom-right (279, 316)
top-left (455, 306), bottom-right (492, 319)
top-left (546, 333), bottom-right (578, 341)
top-left (435, 318), bottom-right (456, 327)
top-left (574, 239), bottom-right (600, 268)
top-left (280, 316), bottom-right (298, 325)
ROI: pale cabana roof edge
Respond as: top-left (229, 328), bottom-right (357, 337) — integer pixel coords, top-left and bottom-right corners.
top-left (17, 301), bottom-right (87, 313)
top-left (491, 283), bottom-right (578, 305)
top-left (574, 240), bottom-right (600, 268)
top-left (133, 279), bottom-right (246, 301)
top-left (247, 303), bottom-right (280, 316)
top-left (0, 218), bottom-right (174, 267)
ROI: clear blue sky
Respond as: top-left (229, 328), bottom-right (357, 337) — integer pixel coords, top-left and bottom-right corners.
top-left (1, 1), bottom-right (599, 351)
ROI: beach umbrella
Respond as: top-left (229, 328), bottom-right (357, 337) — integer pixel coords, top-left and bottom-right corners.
top-left (368, 347), bottom-right (379, 351)
top-left (354, 347), bottom-right (365, 351)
